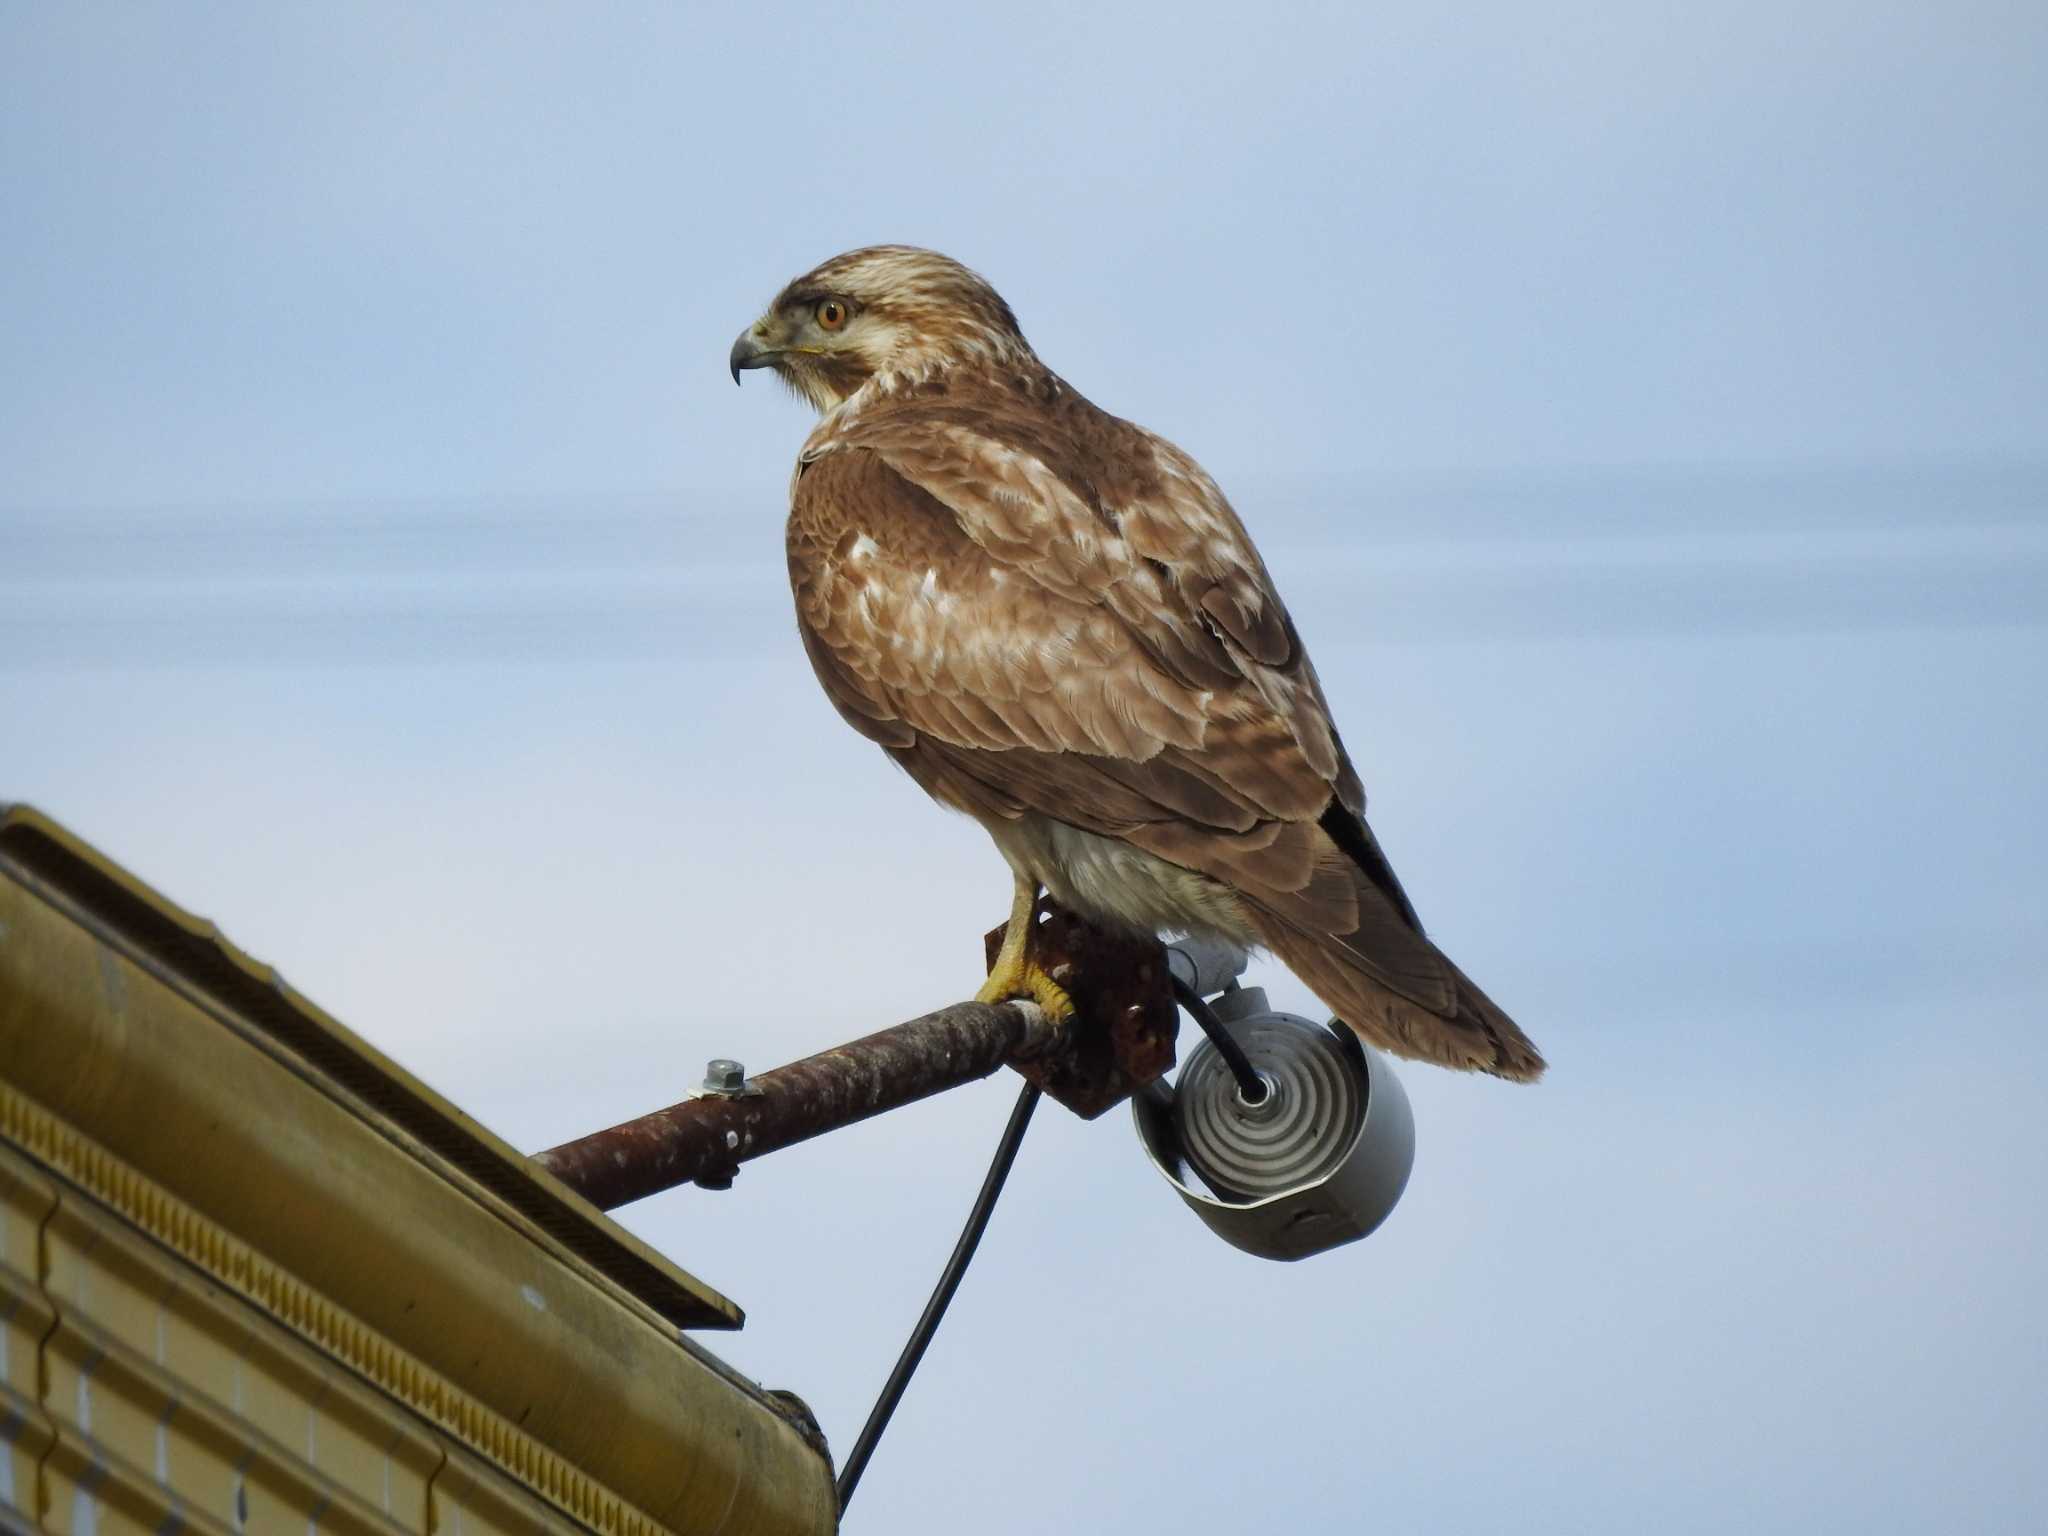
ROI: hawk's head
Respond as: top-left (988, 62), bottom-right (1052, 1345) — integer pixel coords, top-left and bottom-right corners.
top-left (729, 246), bottom-right (1029, 412)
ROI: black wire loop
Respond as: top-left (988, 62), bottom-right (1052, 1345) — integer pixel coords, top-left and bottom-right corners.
top-left (836, 1078), bottom-right (1042, 1515)
top-left (838, 971), bottom-right (1262, 1516)
top-left (1170, 974), bottom-right (1268, 1104)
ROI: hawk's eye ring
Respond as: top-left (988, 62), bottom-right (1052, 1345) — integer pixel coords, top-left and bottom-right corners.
top-left (816, 300), bottom-right (848, 331)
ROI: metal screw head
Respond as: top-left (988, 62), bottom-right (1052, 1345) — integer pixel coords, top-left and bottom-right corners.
top-left (702, 1058), bottom-right (748, 1094)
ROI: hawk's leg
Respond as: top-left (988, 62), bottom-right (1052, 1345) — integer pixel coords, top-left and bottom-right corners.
top-left (975, 874), bottom-right (1076, 1023)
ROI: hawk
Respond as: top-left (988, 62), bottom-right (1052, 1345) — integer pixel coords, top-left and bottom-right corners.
top-left (731, 247), bottom-right (1542, 1080)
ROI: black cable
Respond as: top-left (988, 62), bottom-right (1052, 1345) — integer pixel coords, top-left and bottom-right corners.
top-left (1171, 974), bottom-right (1268, 1104)
top-left (835, 1078), bottom-right (1042, 1515)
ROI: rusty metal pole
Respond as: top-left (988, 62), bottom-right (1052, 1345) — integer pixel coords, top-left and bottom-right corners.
top-left (533, 1000), bottom-right (1041, 1210)
top-left (533, 903), bottom-right (1183, 1211)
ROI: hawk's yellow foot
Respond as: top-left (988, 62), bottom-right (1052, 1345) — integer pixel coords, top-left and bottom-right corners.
top-left (974, 955), bottom-right (1075, 1021)
top-left (976, 877), bottom-right (1076, 1023)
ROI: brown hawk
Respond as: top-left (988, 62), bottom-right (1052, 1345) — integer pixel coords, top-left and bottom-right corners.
top-left (731, 246), bottom-right (1542, 1080)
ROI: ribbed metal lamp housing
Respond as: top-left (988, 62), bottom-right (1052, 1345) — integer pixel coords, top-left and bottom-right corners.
top-left (1133, 987), bottom-right (1415, 1261)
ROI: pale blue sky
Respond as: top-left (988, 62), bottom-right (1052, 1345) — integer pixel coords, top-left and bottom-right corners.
top-left (4, 5), bottom-right (2045, 1532)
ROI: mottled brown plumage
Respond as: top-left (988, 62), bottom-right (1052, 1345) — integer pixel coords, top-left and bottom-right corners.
top-left (733, 246), bottom-right (1543, 1080)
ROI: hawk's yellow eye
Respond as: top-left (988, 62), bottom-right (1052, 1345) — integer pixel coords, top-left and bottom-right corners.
top-left (816, 300), bottom-right (848, 331)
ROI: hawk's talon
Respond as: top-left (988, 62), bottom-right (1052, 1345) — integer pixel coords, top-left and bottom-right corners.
top-left (978, 875), bottom-right (1076, 1025)
top-left (974, 960), bottom-right (1075, 1025)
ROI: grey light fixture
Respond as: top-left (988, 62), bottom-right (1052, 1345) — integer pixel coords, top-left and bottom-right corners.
top-left (1139, 954), bottom-right (1415, 1261)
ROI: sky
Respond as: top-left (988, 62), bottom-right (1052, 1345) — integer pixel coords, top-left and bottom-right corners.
top-left (4, 4), bottom-right (2046, 1533)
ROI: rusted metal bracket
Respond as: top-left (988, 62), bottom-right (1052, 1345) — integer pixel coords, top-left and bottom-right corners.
top-left (533, 903), bottom-right (1180, 1211)
top-left (984, 897), bottom-right (1178, 1119)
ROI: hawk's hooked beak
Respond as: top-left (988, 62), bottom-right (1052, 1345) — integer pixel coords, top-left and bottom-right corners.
top-left (728, 325), bottom-right (779, 385)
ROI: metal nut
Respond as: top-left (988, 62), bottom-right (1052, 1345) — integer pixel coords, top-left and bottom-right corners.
top-left (701, 1058), bottom-right (748, 1095)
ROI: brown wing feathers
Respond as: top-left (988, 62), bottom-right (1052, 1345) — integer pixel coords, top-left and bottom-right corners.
top-left (787, 388), bottom-right (1544, 1081)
